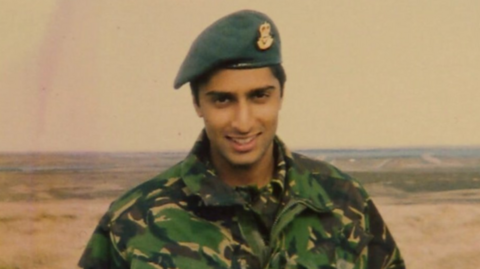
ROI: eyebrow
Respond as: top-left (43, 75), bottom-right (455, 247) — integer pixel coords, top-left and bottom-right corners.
top-left (249, 85), bottom-right (276, 93)
top-left (205, 91), bottom-right (233, 98)
top-left (205, 85), bottom-right (276, 97)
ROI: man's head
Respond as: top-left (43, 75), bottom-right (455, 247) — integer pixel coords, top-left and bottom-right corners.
top-left (174, 10), bottom-right (286, 169)
top-left (193, 67), bottom-right (283, 168)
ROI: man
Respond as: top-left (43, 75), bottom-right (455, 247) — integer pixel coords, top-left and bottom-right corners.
top-left (79, 10), bottom-right (405, 269)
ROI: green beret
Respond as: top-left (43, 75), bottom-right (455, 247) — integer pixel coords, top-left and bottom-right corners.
top-left (173, 9), bottom-right (282, 89)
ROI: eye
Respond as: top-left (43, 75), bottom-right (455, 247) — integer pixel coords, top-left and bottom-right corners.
top-left (214, 95), bottom-right (230, 103)
top-left (253, 91), bottom-right (269, 100)
top-left (211, 94), bottom-right (232, 106)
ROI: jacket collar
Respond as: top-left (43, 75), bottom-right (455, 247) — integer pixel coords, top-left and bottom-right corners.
top-left (180, 131), bottom-right (334, 212)
top-left (277, 138), bottom-right (334, 212)
top-left (180, 131), bottom-right (245, 206)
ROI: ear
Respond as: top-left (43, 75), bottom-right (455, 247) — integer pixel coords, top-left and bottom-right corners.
top-left (193, 95), bottom-right (203, 117)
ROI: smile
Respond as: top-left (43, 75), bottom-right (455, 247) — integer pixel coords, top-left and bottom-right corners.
top-left (227, 134), bottom-right (260, 152)
top-left (232, 137), bottom-right (255, 145)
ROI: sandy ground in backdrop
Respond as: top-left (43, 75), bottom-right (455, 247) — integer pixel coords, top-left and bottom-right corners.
top-left (2, 189), bottom-right (480, 268)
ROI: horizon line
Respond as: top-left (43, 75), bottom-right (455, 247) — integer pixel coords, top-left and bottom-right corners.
top-left (2, 145), bottom-right (480, 154)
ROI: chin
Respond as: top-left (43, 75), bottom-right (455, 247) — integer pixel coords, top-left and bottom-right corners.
top-left (225, 152), bottom-right (260, 168)
top-left (227, 157), bottom-right (256, 168)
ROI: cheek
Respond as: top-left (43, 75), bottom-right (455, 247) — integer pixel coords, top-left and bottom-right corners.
top-left (255, 103), bottom-right (281, 123)
top-left (202, 110), bottom-right (231, 130)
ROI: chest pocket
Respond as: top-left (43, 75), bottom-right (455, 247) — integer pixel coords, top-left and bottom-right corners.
top-left (269, 218), bottom-right (372, 269)
top-left (130, 253), bottom-right (176, 269)
top-left (333, 221), bottom-right (373, 269)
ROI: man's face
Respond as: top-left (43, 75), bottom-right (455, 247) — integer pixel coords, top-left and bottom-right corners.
top-left (194, 67), bottom-right (283, 168)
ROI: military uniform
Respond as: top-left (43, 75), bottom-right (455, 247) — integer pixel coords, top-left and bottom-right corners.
top-left (79, 132), bottom-right (404, 269)
top-left (79, 9), bottom-right (405, 268)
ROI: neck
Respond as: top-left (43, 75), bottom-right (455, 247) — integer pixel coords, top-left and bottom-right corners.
top-left (211, 143), bottom-right (275, 188)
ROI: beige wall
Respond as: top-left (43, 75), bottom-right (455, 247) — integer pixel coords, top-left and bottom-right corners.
top-left (1, 1), bottom-right (479, 151)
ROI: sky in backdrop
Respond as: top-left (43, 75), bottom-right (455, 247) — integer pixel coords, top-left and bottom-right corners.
top-left (1, 1), bottom-right (479, 152)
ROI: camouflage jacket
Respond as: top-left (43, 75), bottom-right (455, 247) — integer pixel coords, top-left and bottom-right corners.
top-left (79, 135), bottom-right (405, 269)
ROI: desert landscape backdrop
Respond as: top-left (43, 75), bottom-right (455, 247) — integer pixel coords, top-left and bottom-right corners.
top-left (1, 148), bottom-right (479, 269)
top-left (2, 1), bottom-right (480, 268)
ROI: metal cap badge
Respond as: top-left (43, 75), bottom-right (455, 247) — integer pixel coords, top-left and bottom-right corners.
top-left (257, 22), bottom-right (274, 50)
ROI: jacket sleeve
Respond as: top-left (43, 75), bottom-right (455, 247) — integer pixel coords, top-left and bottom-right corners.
top-left (365, 199), bottom-right (406, 269)
top-left (78, 212), bottom-right (128, 269)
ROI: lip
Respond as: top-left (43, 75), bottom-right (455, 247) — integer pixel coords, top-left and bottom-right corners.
top-left (226, 134), bottom-right (259, 153)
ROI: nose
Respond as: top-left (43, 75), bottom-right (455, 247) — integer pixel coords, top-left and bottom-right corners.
top-left (231, 100), bottom-right (253, 133)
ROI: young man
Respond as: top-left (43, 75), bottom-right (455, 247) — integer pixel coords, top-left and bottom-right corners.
top-left (79, 10), bottom-right (405, 269)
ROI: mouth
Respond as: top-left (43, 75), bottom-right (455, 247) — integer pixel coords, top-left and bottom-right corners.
top-left (226, 134), bottom-right (260, 153)
top-left (231, 136), bottom-right (255, 144)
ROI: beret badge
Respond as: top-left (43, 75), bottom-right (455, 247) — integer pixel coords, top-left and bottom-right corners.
top-left (256, 22), bottom-right (274, 50)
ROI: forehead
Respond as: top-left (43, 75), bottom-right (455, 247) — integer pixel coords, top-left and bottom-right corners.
top-left (200, 67), bottom-right (279, 93)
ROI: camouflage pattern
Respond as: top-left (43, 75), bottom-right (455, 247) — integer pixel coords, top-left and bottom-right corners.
top-left (79, 132), bottom-right (405, 269)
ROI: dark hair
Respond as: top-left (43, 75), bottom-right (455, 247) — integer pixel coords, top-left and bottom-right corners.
top-left (190, 64), bottom-right (286, 105)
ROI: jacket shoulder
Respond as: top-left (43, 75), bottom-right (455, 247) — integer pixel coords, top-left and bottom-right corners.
top-left (290, 152), bottom-right (370, 205)
top-left (106, 160), bottom-right (186, 222)
top-left (291, 152), bottom-right (352, 180)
